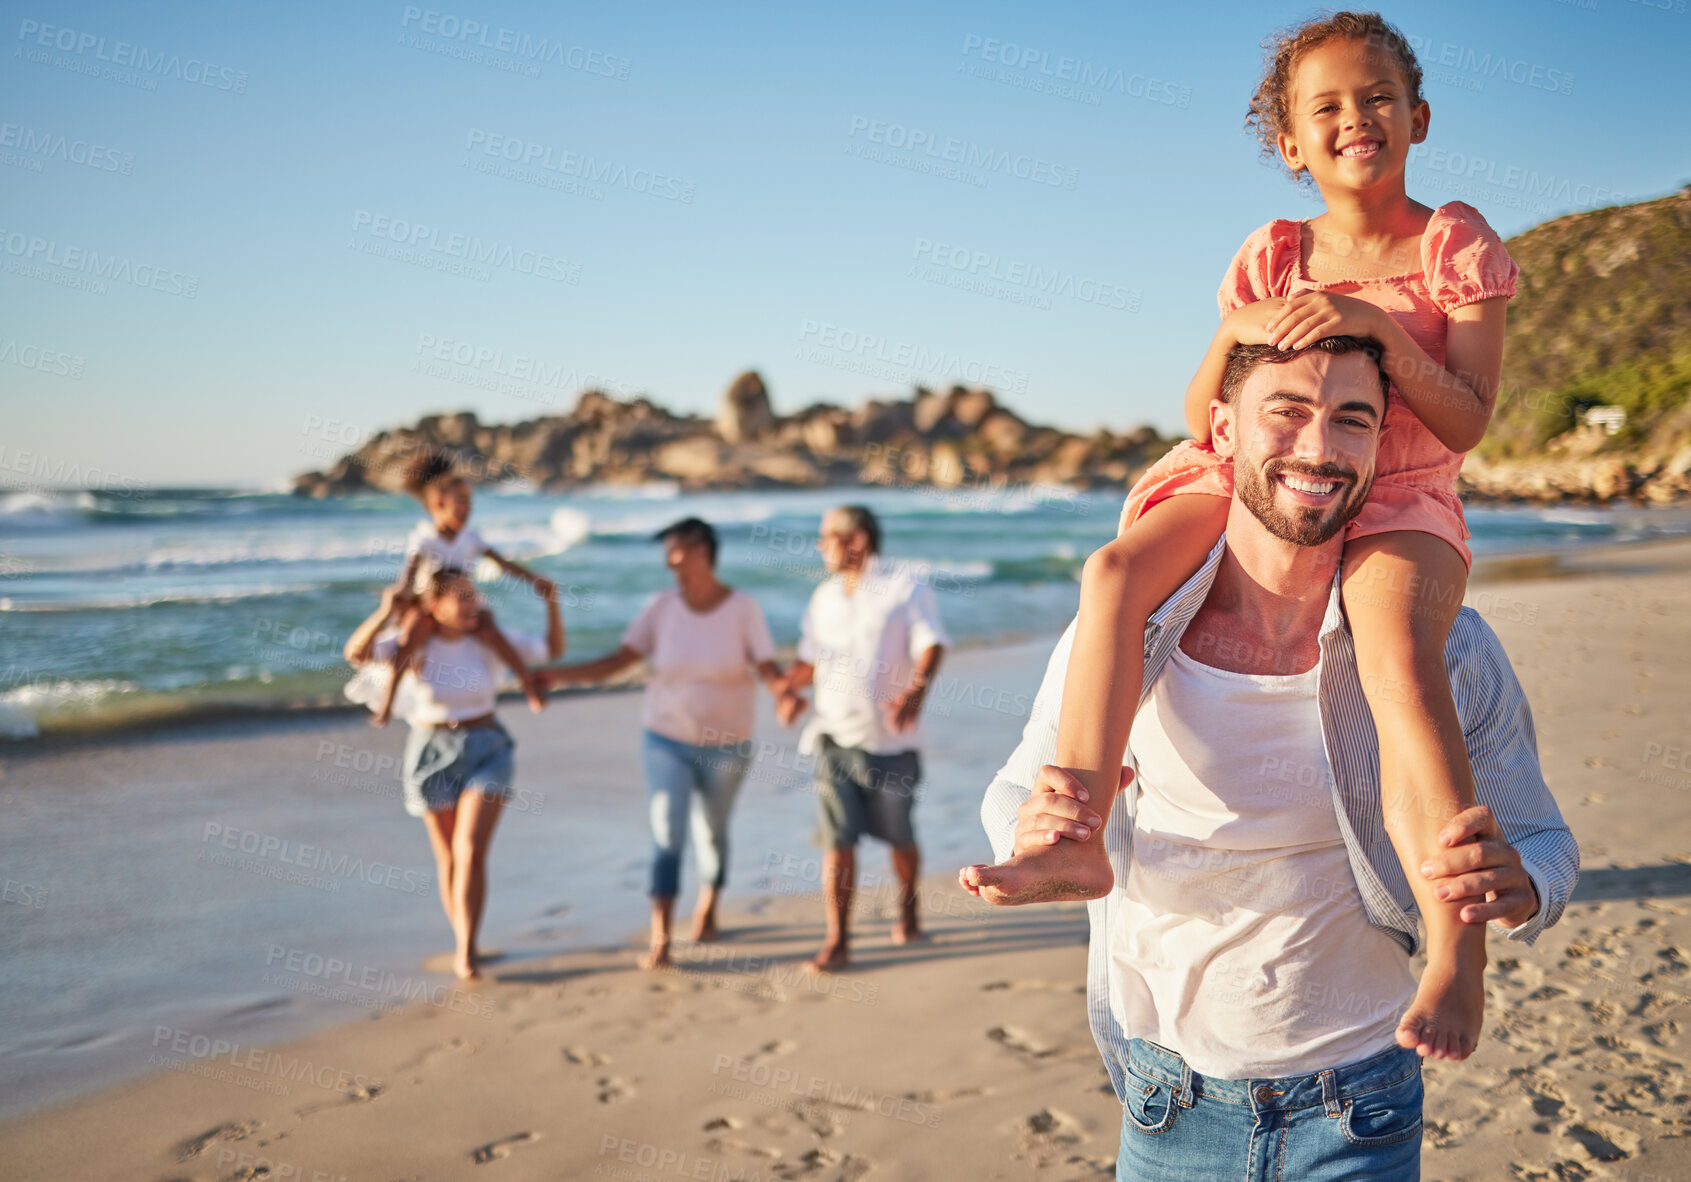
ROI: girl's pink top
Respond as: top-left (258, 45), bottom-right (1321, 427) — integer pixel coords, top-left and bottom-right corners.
top-left (1122, 201), bottom-right (1518, 563)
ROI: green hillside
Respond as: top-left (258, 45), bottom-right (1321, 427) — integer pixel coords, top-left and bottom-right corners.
top-left (1484, 186), bottom-right (1691, 460)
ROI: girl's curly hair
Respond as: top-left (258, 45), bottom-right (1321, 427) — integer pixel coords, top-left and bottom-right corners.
top-left (1247, 11), bottom-right (1423, 183)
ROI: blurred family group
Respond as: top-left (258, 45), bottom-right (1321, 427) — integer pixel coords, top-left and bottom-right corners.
top-left (342, 450), bottom-right (948, 981)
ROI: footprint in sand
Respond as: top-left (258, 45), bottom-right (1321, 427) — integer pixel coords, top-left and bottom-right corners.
top-left (294, 1082), bottom-right (382, 1118)
top-left (1639, 1018), bottom-right (1681, 1047)
top-left (751, 1107), bottom-right (846, 1140)
top-left (469, 1131), bottom-right (536, 1164)
top-left (1013, 1108), bottom-right (1088, 1170)
top-left (1421, 1117), bottom-right (1461, 1149)
top-left (1579, 998), bottom-right (1620, 1025)
top-left (702, 1134), bottom-right (784, 1160)
top-left (1506, 1158), bottom-right (1599, 1181)
top-left (987, 1026), bottom-right (1060, 1058)
top-left (906, 1084), bottom-right (990, 1103)
top-left (172, 1121), bottom-right (261, 1162)
top-left (596, 1075), bottom-right (636, 1103)
top-left (1509, 1066), bottom-right (1575, 1130)
top-left (562, 1046), bottom-right (611, 1067)
top-left (772, 1148), bottom-right (872, 1180)
top-left (396, 1036), bottom-right (467, 1073)
top-left (1562, 1120), bottom-right (1641, 1163)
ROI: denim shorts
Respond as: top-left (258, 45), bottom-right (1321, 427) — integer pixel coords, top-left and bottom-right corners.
top-left (1117, 1038), bottom-right (1422, 1181)
top-left (401, 722), bottom-right (515, 818)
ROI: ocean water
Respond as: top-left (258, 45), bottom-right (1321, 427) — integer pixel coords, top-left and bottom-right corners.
top-left (2, 481), bottom-right (1688, 738)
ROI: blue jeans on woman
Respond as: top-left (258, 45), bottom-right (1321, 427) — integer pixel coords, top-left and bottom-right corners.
top-left (1116, 1038), bottom-right (1423, 1181)
top-left (640, 730), bottom-right (752, 899)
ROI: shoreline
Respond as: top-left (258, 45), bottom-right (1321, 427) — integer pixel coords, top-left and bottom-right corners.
top-left (9, 529), bottom-right (1690, 750)
top-left (5, 534), bottom-right (1691, 1177)
top-left (0, 632), bottom-right (1063, 1122)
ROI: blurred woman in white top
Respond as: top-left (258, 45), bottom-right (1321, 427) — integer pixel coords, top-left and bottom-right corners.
top-left (544, 518), bottom-right (787, 969)
top-left (345, 564), bottom-right (564, 979)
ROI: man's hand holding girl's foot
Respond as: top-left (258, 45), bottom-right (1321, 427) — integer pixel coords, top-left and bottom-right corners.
top-left (1396, 805), bottom-right (1539, 1060)
top-left (959, 765), bottom-right (1132, 905)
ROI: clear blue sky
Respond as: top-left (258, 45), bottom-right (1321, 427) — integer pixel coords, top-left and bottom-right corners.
top-left (3, 0), bottom-right (1686, 487)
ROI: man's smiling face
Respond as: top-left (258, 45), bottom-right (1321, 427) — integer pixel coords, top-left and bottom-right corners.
top-left (1215, 348), bottom-right (1385, 548)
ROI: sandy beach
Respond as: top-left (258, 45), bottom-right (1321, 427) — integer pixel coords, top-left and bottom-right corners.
top-left (4, 539), bottom-right (1690, 1181)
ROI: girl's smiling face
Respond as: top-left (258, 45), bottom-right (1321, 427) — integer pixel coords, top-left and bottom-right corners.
top-left (1276, 37), bottom-right (1428, 198)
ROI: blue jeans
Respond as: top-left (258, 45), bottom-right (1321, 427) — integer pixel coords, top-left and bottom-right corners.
top-left (1116, 1038), bottom-right (1423, 1181)
top-left (640, 730), bottom-right (752, 899)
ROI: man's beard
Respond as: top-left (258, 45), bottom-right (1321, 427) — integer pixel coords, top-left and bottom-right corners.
top-left (1235, 453), bottom-right (1371, 547)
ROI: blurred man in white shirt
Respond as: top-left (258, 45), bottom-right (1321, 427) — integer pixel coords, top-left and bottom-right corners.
top-left (780, 505), bottom-right (949, 972)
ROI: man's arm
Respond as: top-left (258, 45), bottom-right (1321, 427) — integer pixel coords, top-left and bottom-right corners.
top-left (1437, 614), bottom-right (1580, 945)
top-left (980, 618), bottom-right (1077, 861)
top-left (885, 643), bottom-right (943, 734)
top-left (887, 583), bottom-right (950, 733)
top-left (542, 645), bottom-right (643, 687)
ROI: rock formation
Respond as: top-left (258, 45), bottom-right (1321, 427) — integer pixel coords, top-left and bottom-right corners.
top-left (291, 373), bottom-right (1174, 498)
top-left (717, 370), bottom-right (776, 444)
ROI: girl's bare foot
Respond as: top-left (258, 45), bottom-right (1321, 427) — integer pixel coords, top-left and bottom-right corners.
top-left (1395, 952), bottom-right (1485, 1060)
top-left (637, 940), bottom-right (672, 971)
top-left (805, 940), bottom-right (850, 974)
top-left (960, 835), bottom-right (1115, 906)
top-left (690, 914), bottom-right (720, 942)
top-left (454, 949), bottom-right (480, 980)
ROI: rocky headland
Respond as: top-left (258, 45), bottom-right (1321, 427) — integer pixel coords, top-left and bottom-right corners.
top-left (294, 190), bottom-right (1691, 506)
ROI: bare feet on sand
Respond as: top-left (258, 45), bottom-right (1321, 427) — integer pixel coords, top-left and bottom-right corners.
top-left (805, 940), bottom-right (850, 974)
top-left (1395, 951), bottom-right (1486, 1059)
top-left (891, 922), bottom-right (927, 945)
top-left (453, 950), bottom-right (481, 981)
top-left (891, 897), bottom-right (925, 945)
top-left (637, 939), bottom-right (672, 971)
top-left (959, 835), bottom-right (1115, 905)
top-left (690, 916), bottom-right (720, 942)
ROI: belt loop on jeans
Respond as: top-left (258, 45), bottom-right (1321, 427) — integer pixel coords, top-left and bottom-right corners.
top-left (1177, 1055), bottom-right (1195, 1108)
top-left (1319, 1067), bottom-right (1342, 1117)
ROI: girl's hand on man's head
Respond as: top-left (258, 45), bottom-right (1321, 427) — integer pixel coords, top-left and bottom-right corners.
top-left (1226, 297), bottom-right (1289, 347)
top-left (1266, 291), bottom-right (1383, 351)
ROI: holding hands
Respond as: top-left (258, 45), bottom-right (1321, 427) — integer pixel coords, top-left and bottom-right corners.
top-left (775, 687), bottom-right (808, 727)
